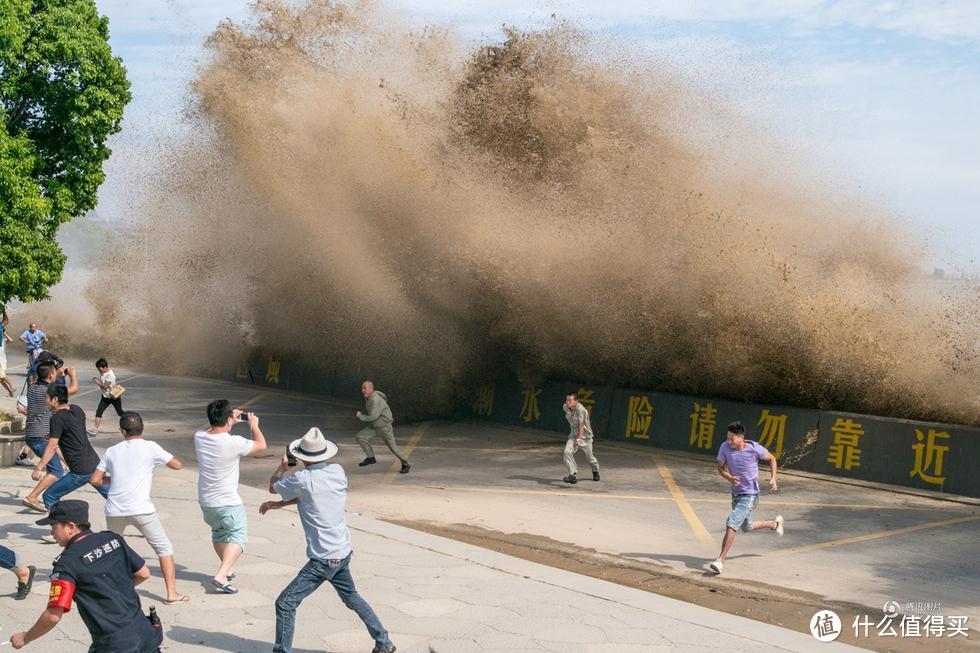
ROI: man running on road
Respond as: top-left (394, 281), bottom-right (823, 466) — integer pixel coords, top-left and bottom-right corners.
top-left (708, 421), bottom-right (784, 574)
top-left (354, 381), bottom-right (410, 474)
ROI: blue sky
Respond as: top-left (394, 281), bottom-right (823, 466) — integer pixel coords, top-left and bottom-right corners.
top-left (93, 0), bottom-right (980, 273)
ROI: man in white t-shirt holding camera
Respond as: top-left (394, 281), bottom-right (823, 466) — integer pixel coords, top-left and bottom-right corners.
top-left (90, 411), bottom-right (186, 604)
top-left (194, 399), bottom-right (266, 594)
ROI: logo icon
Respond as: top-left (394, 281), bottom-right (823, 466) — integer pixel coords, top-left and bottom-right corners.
top-left (810, 610), bottom-right (842, 642)
top-left (882, 601), bottom-right (901, 618)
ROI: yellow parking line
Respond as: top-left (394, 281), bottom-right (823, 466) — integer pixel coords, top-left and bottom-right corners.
top-left (150, 409), bottom-right (339, 417)
top-left (194, 393), bottom-right (267, 430)
top-left (409, 445), bottom-right (557, 454)
top-left (237, 412), bottom-right (336, 417)
top-left (769, 515), bottom-right (980, 557)
top-left (385, 422), bottom-right (429, 482)
top-left (419, 485), bottom-right (966, 514)
top-left (756, 499), bottom-right (959, 511)
top-left (236, 393), bottom-right (267, 411)
top-left (426, 485), bottom-right (676, 500)
top-left (187, 375), bottom-right (360, 409)
top-left (417, 484), bottom-right (622, 502)
top-left (654, 456), bottom-right (714, 543)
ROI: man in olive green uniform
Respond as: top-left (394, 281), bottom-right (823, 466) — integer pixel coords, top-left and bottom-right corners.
top-left (562, 392), bottom-right (599, 484)
top-left (355, 381), bottom-right (411, 474)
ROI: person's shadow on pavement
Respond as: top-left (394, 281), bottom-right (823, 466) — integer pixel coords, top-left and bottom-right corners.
top-left (166, 625), bottom-right (325, 653)
top-left (0, 521), bottom-right (48, 539)
top-left (506, 474), bottom-right (570, 487)
top-left (622, 551), bottom-right (762, 573)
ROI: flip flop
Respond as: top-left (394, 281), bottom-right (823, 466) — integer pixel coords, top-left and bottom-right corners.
top-left (210, 579), bottom-right (239, 594)
top-left (226, 572), bottom-right (236, 582)
top-left (164, 594), bottom-right (190, 605)
top-left (21, 496), bottom-right (47, 513)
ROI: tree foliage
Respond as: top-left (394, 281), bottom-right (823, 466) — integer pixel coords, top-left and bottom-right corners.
top-left (0, 0), bottom-right (130, 303)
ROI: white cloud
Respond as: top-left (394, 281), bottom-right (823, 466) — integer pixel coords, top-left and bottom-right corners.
top-left (392, 1), bottom-right (980, 45)
top-left (95, 0), bottom-right (250, 36)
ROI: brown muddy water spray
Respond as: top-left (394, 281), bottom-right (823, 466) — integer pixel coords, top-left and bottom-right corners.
top-left (83, 0), bottom-right (978, 423)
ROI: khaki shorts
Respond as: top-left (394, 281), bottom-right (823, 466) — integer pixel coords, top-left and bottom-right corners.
top-left (107, 512), bottom-right (174, 557)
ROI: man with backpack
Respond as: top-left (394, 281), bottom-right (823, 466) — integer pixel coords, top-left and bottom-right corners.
top-left (21, 360), bottom-right (77, 513)
top-left (31, 384), bottom-right (110, 520)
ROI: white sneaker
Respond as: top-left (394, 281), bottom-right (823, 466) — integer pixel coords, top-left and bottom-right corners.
top-left (40, 534), bottom-right (57, 544)
top-left (15, 457), bottom-right (35, 467)
top-left (773, 515), bottom-right (784, 536)
top-left (709, 558), bottom-right (724, 574)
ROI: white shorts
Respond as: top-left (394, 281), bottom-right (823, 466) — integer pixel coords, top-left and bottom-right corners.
top-left (0, 347), bottom-right (7, 376)
top-left (106, 512), bottom-right (174, 557)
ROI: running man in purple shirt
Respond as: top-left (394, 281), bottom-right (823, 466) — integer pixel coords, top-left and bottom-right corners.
top-left (708, 421), bottom-right (784, 574)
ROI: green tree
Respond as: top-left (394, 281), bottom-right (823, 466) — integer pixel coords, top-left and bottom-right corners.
top-left (0, 0), bottom-right (130, 303)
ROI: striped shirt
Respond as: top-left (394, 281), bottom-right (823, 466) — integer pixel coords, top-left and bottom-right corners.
top-left (25, 380), bottom-right (55, 439)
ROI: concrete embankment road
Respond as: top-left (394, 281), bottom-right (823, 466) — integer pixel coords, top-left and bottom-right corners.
top-left (1, 365), bottom-right (975, 651)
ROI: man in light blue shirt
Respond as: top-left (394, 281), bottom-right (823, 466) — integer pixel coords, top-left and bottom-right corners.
top-left (261, 427), bottom-right (396, 653)
top-left (19, 323), bottom-right (47, 368)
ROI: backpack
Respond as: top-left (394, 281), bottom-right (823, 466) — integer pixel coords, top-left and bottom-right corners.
top-left (34, 350), bottom-right (64, 369)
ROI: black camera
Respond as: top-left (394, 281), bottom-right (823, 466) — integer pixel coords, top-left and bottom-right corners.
top-left (286, 448), bottom-right (297, 467)
top-left (239, 411), bottom-right (252, 421)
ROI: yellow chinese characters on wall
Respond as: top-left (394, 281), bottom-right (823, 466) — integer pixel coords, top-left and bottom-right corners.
top-left (520, 386), bottom-right (541, 423)
top-left (625, 395), bottom-right (654, 440)
top-left (910, 428), bottom-right (950, 486)
top-left (266, 357), bottom-right (281, 384)
top-left (827, 417), bottom-right (862, 470)
top-left (576, 388), bottom-right (596, 415)
top-left (689, 402), bottom-right (717, 450)
top-left (472, 383), bottom-right (495, 417)
top-left (235, 352), bottom-right (249, 380)
top-left (756, 409), bottom-right (788, 460)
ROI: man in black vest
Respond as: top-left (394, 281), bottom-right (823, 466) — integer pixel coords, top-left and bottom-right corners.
top-left (9, 500), bottom-right (162, 652)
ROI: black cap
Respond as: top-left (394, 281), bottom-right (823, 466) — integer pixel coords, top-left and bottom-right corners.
top-left (36, 500), bottom-right (89, 526)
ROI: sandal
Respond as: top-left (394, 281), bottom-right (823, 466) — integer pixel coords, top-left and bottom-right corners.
top-left (210, 579), bottom-right (239, 594)
top-left (164, 594), bottom-right (190, 605)
top-left (21, 496), bottom-right (47, 513)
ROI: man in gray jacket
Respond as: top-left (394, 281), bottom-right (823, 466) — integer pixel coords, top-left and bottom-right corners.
top-left (354, 381), bottom-right (411, 473)
top-left (562, 392), bottom-right (600, 484)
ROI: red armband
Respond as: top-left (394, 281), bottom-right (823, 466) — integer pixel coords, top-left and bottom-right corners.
top-left (48, 579), bottom-right (74, 611)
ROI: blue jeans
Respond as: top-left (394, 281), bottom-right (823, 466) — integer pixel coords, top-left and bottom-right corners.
top-left (274, 554), bottom-right (390, 653)
top-left (0, 544), bottom-right (18, 570)
top-left (43, 471), bottom-right (109, 509)
top-left (727, 493), bottom-right (760, 532)
top-left (25, 438), bottom-right (65, 477)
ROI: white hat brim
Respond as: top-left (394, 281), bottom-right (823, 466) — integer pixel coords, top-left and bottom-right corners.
top-left (288, 437), bottom-right (339, 463)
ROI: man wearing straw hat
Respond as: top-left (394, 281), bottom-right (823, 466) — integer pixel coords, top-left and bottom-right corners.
top-left (260, 428), bottom-right (397, 653)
